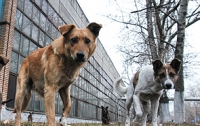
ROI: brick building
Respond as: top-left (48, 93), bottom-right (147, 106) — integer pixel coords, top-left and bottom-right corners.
top-left (0, 0), bottom-right (126, 123)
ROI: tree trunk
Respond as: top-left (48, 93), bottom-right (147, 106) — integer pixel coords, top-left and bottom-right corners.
top-left (174, 0), bottom-right (189, 123)
top-left (146, 0), bottom-right (158, 60)
top-left (159, 90), bottom-right (170, 123)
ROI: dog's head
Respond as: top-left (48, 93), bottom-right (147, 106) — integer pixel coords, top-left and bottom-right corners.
top-left (58, 22), bottom-right (102, 62)
top-left (0, 55), bottom-right (9, 71)
top-left (101, 106), bottom-right (109, 116)
top-left (153, 58), bottom-right (181, 89)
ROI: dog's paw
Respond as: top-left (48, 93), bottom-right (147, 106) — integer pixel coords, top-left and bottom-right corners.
top-left (125, 121), bottom-right (130, 126)
top-left (136, 111), bottom-right (142, 117)
top-left (59, 117), bottom-right (68, 126)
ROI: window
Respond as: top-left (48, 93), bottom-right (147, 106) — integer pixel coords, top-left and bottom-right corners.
top-left (39, 30), bottom-right (45, 46)
top-left (46, 19), bottom-right (52, 36)
top-left (40, 13), bottom-right (46, 31)
top-left (18, 55), bottom-right (24, 73)
top-left (20, 36), bottom-right (29, 57)
top-left (35, 0), bottom-right (41, 8)
top-left (12, 30), bottom-right (21, 52)
top-left (10, 51), bottom-right (18, 74)
top-left (22, 16), bottom-right (32, 37)
top-left (31, 24), bottom-right (39, 42)
top-left (0, 0), bottom-right (5, 34)
top-left (45, 36), bottom-right (52, 46)
top-left (17, 0), bottom-right (24, 11)
top-left (0, 0), bottom-right (5, 21)
top-left (15, 10), bottom-right (23, 30)
top-left (24, 0), bottom-right (32, 18)
top-left (6, 74), bottom-right (17, 108)
top-left (32, 6), bottom-right (40, 25)
top-left (29, 41), bottom-right (37, 54)
top-left (41, 0), bottom-right (48, 14)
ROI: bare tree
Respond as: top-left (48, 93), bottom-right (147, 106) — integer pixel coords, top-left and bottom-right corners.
top-left (107, 0), bottom-right (200, 71)
top-left (105, 0), bottom-right (200, 123)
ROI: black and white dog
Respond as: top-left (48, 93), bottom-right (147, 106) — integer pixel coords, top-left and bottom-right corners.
top-left (114, 58), bottom-right (181, 126)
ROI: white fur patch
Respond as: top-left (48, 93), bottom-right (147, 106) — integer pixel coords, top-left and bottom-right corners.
top-left (60, 116), bottom-right (68, 126)
top-left (41, 49), bottom-right (47, 61)
top-left (53, 48), bottom-right (57, 54)
top-left (164, 69), bottom-right (174, 89)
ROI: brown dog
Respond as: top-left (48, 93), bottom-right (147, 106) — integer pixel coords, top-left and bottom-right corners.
top-left (14, 22), bottom-right (102, 126)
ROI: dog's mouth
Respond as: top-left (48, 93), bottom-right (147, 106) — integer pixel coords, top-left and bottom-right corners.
top-left (74, 58), bottom-right (86, 62)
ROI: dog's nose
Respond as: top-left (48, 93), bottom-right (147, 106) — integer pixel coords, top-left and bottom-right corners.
top-left (76, 52), bottom-right (85, 61)
top-left (165, 83), bottom-right (172, 89)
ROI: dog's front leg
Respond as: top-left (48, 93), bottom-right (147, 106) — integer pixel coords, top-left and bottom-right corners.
top-left (59, 86), bottom-right (71, 126)
top-left (44, 85), bottom-right (56, 126)
top-left (151, 98), bottom-right (160, 126)
top-left (132, 95), bottom-right (142, 125)
top-left (133, 95), bottom-right (142, 117)
top-left (141, 101), bottom-right (150, 126)
top-left (125, 94), bottom-right (133, 126)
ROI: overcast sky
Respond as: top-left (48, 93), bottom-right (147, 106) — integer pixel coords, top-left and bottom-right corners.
top-left (77, 0), bottom-right (200, 90)
top-left (77, 0), bottom-right (126, 74)
top-left (77, 0), bottom-right (200, 72)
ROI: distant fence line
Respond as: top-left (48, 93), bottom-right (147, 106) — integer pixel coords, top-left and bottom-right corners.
top-left (120, 97), bottom-right (200, 101)
top-left (168, 97), bottom-right (200, 101)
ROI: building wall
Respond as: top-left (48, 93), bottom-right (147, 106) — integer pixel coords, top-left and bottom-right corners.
top-left (0, 0), bottom-right (17, 102)
top-left (0, 0), bottom-right (126, 122)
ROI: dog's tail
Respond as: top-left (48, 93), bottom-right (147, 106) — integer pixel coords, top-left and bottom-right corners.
top-left (113, 77), bottom-right (128, 96)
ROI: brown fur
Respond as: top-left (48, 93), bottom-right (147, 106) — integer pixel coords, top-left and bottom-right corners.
top-left (153, 59), bottom-right (180, 86)
top-left (133, 71), bottom-right (139, 88)
top-left (14, 22), bottom-right (102, 126)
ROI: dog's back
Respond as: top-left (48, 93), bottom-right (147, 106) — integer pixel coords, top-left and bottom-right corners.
top-left (134, 65), bottom-right (164, 102)
top-left (135, 65), bottom-right (154, 89)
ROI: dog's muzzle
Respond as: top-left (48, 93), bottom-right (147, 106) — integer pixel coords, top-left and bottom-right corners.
top-left (163, 79), bottom-right (174, 89)
top-left (74, 52), bottom-right (86, 62)
top-left (164, 83), bottom-right (172, 89)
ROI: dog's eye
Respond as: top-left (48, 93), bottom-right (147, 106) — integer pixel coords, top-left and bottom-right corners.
top-left (85, 38), bottom-right (91, 44)
top-left (159, 73), bottom-right (165, 79)
top-left (71, 38), bottom-right (78, 43)
top-left (169, 73), bottom-right (175, 78)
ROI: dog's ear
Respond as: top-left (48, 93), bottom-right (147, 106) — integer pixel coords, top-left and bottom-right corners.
top-left (152, 59), bottom-right (163, 72)
top-left (0, 55), bottom-right (9, 66)
top-left (101, 106), bottom-right (104, 109)
top-left (58, 24), bottom-right (76, 36)
top-left (105, 106), bottom-right (108, 110)
top-left (170, 58), bottom-right (181, 74)
top-left (86, 22), bottom-right (102, 37)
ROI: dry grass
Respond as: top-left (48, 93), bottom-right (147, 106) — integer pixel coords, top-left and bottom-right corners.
top-left (0, 121), bottom-right (197, 126)
top-left (162, 122), bottom-right (197, 126)
top-left (70, 122), bottom-right (125, 126)
top-left (0, 121), bottom-right (124, 126)
top-left (0, 122), bottom-right (127, 126)
top-left (0, 121), bottom-right (52, 126)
